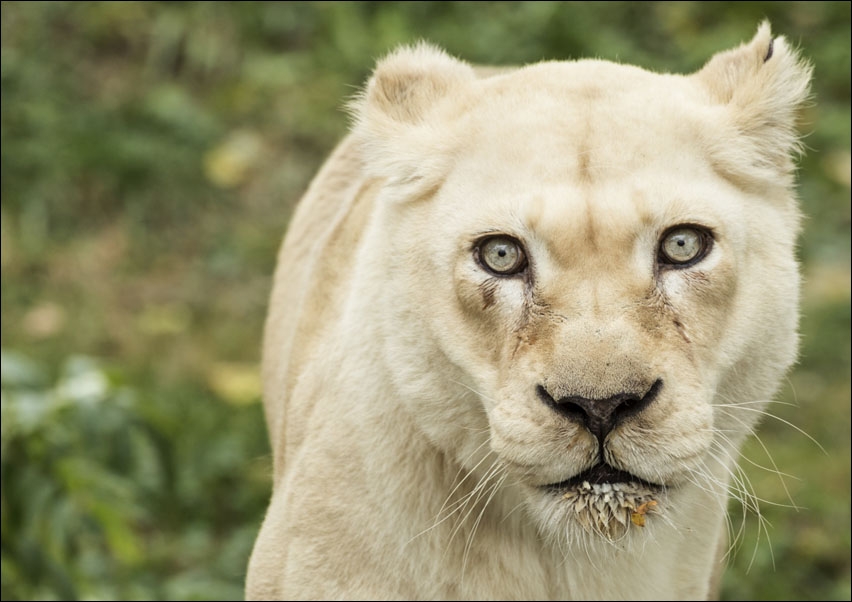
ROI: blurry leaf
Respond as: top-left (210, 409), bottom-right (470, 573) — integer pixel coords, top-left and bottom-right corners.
top-left (88, 497), bottom-right (143, 566)
top-left (0, 350), bottom-right (46, 388)
top-left (164, 568), bottom-right (244, 601)
top-left (803, 263), bottom-right (852, 306)
top-left (143, 84), bottom-right (218, 143)
top-left (203, 130), bottom-right (264, 189)
top-left (1, 390), bottom-right (54, 436)
top-left (55, 456), bottom-right (144, 564)
top-left (214, 523), bottom-right (259, 578)
top-left (205, 361), bottom-right (261, 405)
top-left (242, 53), bottom-right (304, 89)
top-left (22, 302), bottom-right (67, 340)
top-left (147, 10), bottom-right (188, 75)
top-left (129, 427), bottom-right (165, 493)
top-left (822, 150), bottom-right (851, 188)
top-left (136, 304), bottom-right (192, 336)
top-left (56, 357), bottom-right (109, 406)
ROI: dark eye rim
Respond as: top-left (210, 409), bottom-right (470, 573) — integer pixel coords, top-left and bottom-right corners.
top-left (657, 224), bottom-right (714, 269)
top-left (474, 235), bottom-right (529, 277)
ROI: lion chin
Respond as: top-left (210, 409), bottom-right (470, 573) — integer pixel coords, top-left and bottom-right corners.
top-left (534, 463), bottom-right (663, 540)
top-left (555, 479), bottom-right (661, 540)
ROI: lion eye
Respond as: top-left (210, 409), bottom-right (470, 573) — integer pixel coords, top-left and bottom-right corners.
top-left (478, 236), bottom-right (527, 275)
top-left (658, 226), bottom-right (711, 266)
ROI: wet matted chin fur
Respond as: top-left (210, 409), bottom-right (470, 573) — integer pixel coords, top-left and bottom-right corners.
top-left (556, 481), bottom-right (662, 540)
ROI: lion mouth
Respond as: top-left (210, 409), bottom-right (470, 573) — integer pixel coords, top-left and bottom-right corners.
top-left (541, 464), bottom-right (663, 538)
top-left (543, 463), bottom-right (661, 493)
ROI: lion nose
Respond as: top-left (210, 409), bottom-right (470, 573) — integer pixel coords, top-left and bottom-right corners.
top-left (536, 379), bottom-right (663, 441)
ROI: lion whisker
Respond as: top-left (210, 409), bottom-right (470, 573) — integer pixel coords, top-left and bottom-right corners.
top-left (715, 403), bottom-right (827, 455)
top-left (462, 471), bottom-right (508, 582)
top-left (698, 447), bottom-right (758, 564)
top-left (713, 408), bottom-right (799, 510)
top-left (406, 439), bottom-right (496, 546)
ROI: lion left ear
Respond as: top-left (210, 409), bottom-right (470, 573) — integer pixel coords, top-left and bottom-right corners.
top-left (695, 22), bottom-right (813, 182)
top-left (348, 43), bottom-right (475, 189)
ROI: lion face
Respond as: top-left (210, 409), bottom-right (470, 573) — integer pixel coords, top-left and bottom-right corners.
top-left (436, 78), bottom-right (739, 539)
top-left (401, 82), bottom-right (730, 540)
top-left (348, 33), bottom-right (808, 543)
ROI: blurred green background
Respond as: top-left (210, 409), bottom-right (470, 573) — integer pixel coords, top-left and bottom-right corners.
top-left (1, 2), bottom-right (849, 600)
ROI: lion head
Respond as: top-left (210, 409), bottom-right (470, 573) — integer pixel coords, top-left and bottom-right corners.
top-left (346, 23), bottom-right (811, 543)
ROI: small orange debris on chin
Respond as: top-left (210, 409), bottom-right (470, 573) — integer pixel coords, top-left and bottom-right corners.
top-left (630, 500), bottom-right (658, 527)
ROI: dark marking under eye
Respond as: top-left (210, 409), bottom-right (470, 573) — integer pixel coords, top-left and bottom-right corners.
top-left (643, 286), bottom-right (692, 348)
top-left (479, 279), bottom-right (499, 310)
top-left (672, 316), bottom-right (690, 344)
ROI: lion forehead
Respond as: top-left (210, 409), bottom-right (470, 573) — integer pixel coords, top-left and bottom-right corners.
top-left (445, 61), bottom-right (711, 184)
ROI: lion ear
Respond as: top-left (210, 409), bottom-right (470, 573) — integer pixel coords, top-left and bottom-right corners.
top-left (349, 43), bottom-right (475, 186)
top-left (695, 21), bottom-right (813, 182)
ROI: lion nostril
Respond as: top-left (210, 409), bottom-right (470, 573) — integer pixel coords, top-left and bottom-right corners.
top-left (538, 379), bottom-right (663, 441)
top-left (536, 385), bottom-right (587, 422)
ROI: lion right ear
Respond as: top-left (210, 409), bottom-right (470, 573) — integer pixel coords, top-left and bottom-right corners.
top-left (695, 22), bottom-right (813, 185)
top-left (348, 43), bottom-right (476, 186)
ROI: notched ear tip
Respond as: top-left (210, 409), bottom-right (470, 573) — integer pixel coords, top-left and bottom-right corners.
top-left (744, 20), bottom-right (779, 68)
top-left (754, 20), bottom-right (773, 42)
top-left (763, 37), bottom-right (775, 63)
top-left (753, 22), bottom-right (796, 69)
top-left (697, 20), bottom-right (812, 105)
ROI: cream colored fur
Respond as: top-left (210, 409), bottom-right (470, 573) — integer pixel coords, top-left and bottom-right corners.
top-left (246, 23), bottom-right (811, 600)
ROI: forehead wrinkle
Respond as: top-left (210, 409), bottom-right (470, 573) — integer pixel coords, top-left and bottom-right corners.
top-left (631, 187), bottom-right (656, 230)
top-left (535, 182), bottom-right (655, 275)
top-left (574, 91), bottom-right (598, 185)
top-left (522, 192), bottom-right (547, 235)
top-left (526, 187), bottom-right (596, 269)
top-left (513, 128), bottom-right (603, 268)
top-left (582, 188), bottom-right (599, 255)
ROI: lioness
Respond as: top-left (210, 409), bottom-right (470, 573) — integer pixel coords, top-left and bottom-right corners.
top-left (246, 23), bottom-right (811, 600)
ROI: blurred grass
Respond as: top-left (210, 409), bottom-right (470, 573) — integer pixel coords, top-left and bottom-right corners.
top-left (1, 2), bottom-right (849, 600)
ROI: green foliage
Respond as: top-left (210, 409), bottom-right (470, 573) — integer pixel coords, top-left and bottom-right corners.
top-left (1, 351), bottom-right (269, 600)
top-left (1, 2), bottom-right (849, 600)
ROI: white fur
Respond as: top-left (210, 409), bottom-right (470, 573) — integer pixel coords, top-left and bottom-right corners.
top-left (246, 23), bottom-right (811, 600)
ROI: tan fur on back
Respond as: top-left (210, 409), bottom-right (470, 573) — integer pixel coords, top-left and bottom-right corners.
top-left (246, 23), bottom-right (811, 600)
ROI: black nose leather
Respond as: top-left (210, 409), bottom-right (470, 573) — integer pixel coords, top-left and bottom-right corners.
top-left (537, 379), bottom-right (663, 441)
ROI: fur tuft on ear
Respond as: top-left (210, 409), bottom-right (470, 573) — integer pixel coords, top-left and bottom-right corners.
top-left (348, 43), bottom-right (476, 189)
top-left (696, 22), bottom-right (813, 185)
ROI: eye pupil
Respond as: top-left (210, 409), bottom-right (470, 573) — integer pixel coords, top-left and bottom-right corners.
top-left (478, 236), bottom-right (527, 275)
top-left (659, 226), bottom-right (710, 267)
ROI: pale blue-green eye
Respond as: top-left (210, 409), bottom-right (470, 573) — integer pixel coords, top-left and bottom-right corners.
top-left (660, 227), bottom-right (708, 265)
top-left (479, 236), bottom-right (527, 275)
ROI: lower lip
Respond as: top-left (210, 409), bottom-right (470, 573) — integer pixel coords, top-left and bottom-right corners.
top-left (544, 465), bottom-right (659, 492)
